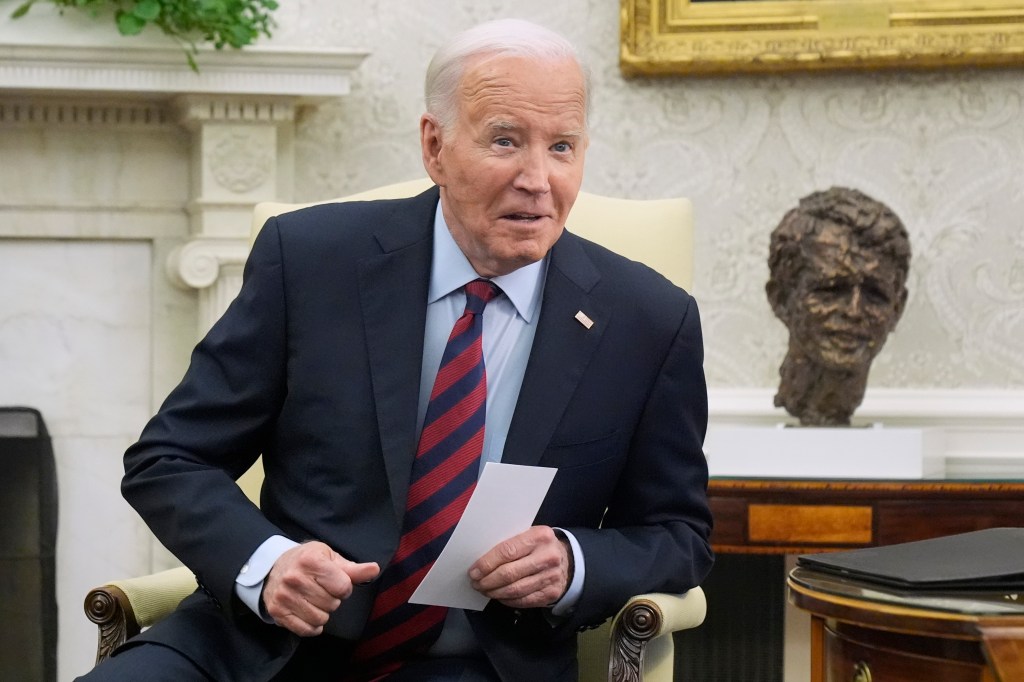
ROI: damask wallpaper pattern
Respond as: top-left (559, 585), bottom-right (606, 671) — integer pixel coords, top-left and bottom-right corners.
top-left (270, 0), bottom-right (1024, 389)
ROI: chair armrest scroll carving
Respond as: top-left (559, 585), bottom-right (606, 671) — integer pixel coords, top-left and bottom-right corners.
top-left (608, 587), bottom-right (707, 682)
top-left (84, 583), bottom-right (136, 666)
top-left (84, 566), bottom-right (197, 665)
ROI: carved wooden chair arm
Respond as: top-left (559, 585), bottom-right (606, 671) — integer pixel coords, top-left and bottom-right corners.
top-left (83, 566), bottom-right (196, 665)
top-left (84, 569), bottom-right (705, 681)
top-left (607, 587), bottom-right (707, 682)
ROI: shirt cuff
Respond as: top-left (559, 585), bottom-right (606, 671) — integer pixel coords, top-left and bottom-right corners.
top-left (234, 534), bottom-right (298, 621)
top-left (549, 528), bottom-right (585, 617)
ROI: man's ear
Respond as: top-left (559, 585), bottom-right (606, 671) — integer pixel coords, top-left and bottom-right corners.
top-left (420, 114), bottom-right (445, 186)
top-left (766, 279), bottom-right (788, 321)
top-left (890, 286), bottom-right (909, 329)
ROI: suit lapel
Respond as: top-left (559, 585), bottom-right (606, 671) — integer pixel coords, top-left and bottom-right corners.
top-left (503, 232), bottom-right (608, 466)
top-left (358, 188), bottom-right (438, 523)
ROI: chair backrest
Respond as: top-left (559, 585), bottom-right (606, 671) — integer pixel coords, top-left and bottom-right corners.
top-left (250, 178), bottom-right (694, 287)
top-left (236, 179), bottom-right (694, 502)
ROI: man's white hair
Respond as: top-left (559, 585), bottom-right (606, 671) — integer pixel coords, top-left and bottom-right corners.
top-left (424, 18), bottom-right (590, 132)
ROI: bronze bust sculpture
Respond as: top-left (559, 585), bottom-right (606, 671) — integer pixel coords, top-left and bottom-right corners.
top-left (766, 187), bottom-right (911, 426)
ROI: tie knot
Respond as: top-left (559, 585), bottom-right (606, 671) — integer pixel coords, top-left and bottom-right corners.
top-left (463, 279), bottom-right (500, 314)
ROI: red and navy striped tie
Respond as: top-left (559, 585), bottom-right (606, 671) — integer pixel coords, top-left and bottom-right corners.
top-left (348, 279), bottom-right (500, 680)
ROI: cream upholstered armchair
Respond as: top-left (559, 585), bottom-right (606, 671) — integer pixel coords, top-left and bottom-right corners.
top-left (84, 179), bottom-right (706, 682)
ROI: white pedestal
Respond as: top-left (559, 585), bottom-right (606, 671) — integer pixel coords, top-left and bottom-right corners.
top-left (705, 425), bottom-right (945, 479)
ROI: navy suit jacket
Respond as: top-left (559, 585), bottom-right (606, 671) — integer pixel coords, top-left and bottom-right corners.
top-left (120, 186), bottom-right (713, 681)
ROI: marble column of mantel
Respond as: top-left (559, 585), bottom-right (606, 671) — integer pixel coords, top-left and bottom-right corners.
top-left (1, 37), bottom-right (369, 335)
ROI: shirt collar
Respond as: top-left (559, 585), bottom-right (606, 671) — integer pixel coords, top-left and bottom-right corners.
top-left (428, 201), bottom-right (547, 323)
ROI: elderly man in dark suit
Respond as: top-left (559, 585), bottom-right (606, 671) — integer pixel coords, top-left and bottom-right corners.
top-left (77, 18), bottom-right (713, 682)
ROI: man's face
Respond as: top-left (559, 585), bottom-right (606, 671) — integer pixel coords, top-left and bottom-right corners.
top-left (421, 54), bottom-right (588, 277)
top-left (786, 226), bottom-right (907, 372)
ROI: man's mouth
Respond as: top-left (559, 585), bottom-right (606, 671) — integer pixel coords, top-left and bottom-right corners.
top-left (503, 213), bottom-right (543, 222)
top-left (825, 330), bottom-right (870, 350)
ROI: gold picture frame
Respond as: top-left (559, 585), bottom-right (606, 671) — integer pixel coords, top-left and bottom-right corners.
top-left (621, 0), bottom-right (1024, 75)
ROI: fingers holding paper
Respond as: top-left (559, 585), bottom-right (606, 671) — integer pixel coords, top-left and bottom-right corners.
top-left (469, 525), bottom-right (572, 609)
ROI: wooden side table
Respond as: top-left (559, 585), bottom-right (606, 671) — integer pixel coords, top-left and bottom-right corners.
top-left (676, 479), bottom-right (1024, 681)
top-left (788, 566), bottom-right (1024, 682)
top-left (708, 478), bottom-right (1024, 554)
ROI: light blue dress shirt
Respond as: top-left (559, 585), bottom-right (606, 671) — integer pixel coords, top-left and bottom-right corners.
top-left (236, 202), bottom-right (584, 651)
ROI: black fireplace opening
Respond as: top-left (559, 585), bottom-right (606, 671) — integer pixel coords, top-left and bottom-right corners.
top-left (1, 407), bottom-right (58, 682)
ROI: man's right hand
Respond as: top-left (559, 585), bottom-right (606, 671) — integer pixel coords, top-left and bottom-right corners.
top-left (263, 541), bottom-right (379, 637)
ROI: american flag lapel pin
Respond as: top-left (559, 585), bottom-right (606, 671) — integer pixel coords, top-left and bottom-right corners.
top-left (575, 310), bottom-right (594, 329)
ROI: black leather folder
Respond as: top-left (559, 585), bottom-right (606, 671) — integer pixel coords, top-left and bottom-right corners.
top-left (797, 528), bottom-right (1024, 591)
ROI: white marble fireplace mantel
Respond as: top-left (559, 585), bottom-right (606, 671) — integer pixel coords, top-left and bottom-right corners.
top-left (0, 41), bottom-right (368, 101)
top-left (2, 24), bottom-right (369, 335)
top-left (1, 4), bottom-right (367, 101)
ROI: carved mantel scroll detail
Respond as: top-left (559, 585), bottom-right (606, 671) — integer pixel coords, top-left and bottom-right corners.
top-left (167, 238), bottom-right (250, 291)
top-left (167, 237), bottom-right (250, 335)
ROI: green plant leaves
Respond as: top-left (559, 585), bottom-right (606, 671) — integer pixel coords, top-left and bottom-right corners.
top-left (11, 1), bottom-right (35, 19)
top-left (133, 0), bottom-right (161, 21)
top-left (115, 10), bottom-right (145, 36)
top-left (198, 0), bottom-right (226, 12)
top-left (10, 0), bottom-right (279, 70)
top-left (228, 24), bottom-right (253, 47)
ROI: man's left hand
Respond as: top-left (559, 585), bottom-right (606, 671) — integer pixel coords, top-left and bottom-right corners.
top-left (469, 526), bottom-right (571, 609)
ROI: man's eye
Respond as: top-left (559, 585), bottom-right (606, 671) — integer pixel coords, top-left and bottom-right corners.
top-left (863, 285), bottom-right (892, 305)
top-left (813, 284), bottom-right (843, 297)
top-left (495, 138), bottom-right (513, 147)
top-left (552, 142), bottom-right (571, 153)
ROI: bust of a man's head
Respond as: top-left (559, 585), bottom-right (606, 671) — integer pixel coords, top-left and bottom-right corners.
top-left (766, 187), bottom-right (911, 426)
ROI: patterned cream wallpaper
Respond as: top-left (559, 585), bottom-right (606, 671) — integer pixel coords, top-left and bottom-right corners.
top-left (269, 0), bottom-right (1024, 390)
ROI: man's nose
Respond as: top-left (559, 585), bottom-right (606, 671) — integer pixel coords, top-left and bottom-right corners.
top-left (513, 148), bottom-right (551, 194)
top-left (842, 286), bottom-right (865, 318)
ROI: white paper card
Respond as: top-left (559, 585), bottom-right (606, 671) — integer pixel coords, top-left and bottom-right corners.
top-left (409, 462), bottom-right (556, 610)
